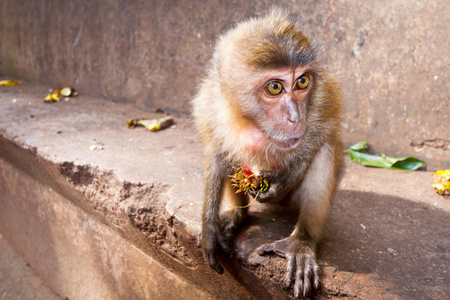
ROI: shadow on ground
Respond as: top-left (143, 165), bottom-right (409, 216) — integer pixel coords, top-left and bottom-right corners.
top-left (233, 189), bottom-right (449, 299)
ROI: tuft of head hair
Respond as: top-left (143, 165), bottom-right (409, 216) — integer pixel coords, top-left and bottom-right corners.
top-left (219, 8), bottom-right (321, 71)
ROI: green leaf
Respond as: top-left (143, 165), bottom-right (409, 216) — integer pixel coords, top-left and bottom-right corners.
top-left (347, 150), bottom-right (393, 168)
top-left (345, 141), bottom-right (425, 171)
top-left (349, 141), bottom-right (368, 152)
top-left (386, 155), bottom-right (425, 171)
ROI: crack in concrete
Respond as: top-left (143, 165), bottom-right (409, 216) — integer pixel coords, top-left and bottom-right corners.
top-left (411, 138), bottom-right (450, 151)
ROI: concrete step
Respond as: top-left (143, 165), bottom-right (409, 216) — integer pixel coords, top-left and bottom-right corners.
top-left (0, 81), bottom-right (449, 299)
top-left (0, 230), bottom-right (60, 300)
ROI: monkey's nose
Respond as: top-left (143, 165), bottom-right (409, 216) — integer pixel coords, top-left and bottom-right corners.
top-left (287, 113), bottom-right (298, 124)
top-left (285, 97), bottom-right (300, 124)
top-left (287, 107), bottom-right (300, 124)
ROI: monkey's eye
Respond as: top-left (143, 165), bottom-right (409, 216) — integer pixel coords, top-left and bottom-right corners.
top-left (265, 81), bottom-right (283, 95)
top-left (296, 75), bottom-right (310, 90)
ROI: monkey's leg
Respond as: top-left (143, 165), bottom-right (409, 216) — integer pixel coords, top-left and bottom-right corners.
top-left (257, 143), bottom-right (338, 298)
top-left (218, 178), bottom-right (248, 253)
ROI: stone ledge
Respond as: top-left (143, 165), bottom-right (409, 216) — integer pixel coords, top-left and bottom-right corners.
top-left (0, 81), bottom-right (251, 299)
top-left (1, 81), bottom-right (449, 299)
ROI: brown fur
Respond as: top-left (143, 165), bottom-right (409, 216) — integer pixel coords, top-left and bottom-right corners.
top-left (192, 8), bottom-right (342, 298)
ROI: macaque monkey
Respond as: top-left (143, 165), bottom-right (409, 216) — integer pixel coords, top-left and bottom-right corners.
top-left (192, 9), bottom-right (342, 298)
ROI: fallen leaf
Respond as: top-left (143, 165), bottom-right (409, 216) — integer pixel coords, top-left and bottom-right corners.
top-left (127, 116), bottom-right (174, 132)
top-left (345, 141), bottom-right (425, 171)
top-left (0, 80), bottom-right (21, 86)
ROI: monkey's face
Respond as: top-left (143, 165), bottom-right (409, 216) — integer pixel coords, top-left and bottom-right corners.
top-left (251, 66), bottom-right (312, 151)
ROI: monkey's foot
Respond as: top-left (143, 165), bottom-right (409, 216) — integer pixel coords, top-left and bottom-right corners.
top-left (256, 237), bottom-right (319, 298)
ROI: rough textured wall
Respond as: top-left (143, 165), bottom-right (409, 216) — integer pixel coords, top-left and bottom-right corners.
top-left (0, 0), bottom-right (448, 169)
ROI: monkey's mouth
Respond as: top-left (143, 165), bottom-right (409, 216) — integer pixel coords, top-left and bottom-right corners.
top-left (270, 135), bottom-right (300, 148)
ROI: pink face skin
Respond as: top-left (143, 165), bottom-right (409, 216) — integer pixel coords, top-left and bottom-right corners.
top-left (240, 67), bottom-right (312, 153)
top-left (239, 124), bottom-right (268, 153)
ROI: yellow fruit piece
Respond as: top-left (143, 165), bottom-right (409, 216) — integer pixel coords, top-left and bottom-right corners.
top-left (432, 169), bottom-right (450, 196)
top-left (0, 80), bottom-right (21, 86)
top-left (51, 93), bottom-right (61, 102)
top-left (60, 87), bottom-right (73, 97)
top-left (44, 93), bottom-right (53, 101)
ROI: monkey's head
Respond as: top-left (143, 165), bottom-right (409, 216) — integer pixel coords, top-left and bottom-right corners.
top-left (195, 9), bottom-right (340, 170)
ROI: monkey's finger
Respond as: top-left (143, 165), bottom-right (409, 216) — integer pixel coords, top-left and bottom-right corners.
top-left (302, 260), bottom-right (312, 298)
top-left (206, 251), bottom-right (224, 274)
top-left (260, 170), bottom-right (277, 180)
top-left (256, 242), bottom-right (276, 256)
top-left (312, 259), bottom-right (320, 290)
top-left (217, 231), bottom-right (232, 254)
top-left (256, 245), bottom-right (266, 255)
top-left (213, 262), bottom-right (224, 274)
top-left (294, 253), bottom-right (305, 298)
top-left (274, 247), bottom-right (287, 258)
top-left (257, 238), bottom-right (289, 257)
top-left (293, 275), bottom-right (303, 299)
top-left (212, 262), bottom-right (224, 274)
top-left (285, 252), bottom-right (295, 288)
top-left (204, 234), bottom-right (224, 274)
top-left (196, 230), bottom-right (202, 248)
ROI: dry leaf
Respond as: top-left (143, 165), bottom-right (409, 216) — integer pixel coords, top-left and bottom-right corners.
top-left (0, 80), bottom-right (21, 86)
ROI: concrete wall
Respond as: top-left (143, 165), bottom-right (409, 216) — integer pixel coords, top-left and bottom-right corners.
top-left (0, 0), bottom-right (448, 169)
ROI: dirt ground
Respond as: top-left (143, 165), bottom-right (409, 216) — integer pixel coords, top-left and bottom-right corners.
top-left (233, 157), bottom-right (449, 299)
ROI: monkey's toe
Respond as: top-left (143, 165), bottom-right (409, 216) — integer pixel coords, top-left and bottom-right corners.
top-left (256, 237), bottom-right (290, 258)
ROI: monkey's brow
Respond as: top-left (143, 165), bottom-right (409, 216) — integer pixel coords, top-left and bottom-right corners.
top-left (257, 67), bottom-right (312, 83)
top-left (246, 33), bottom-right (318, 70)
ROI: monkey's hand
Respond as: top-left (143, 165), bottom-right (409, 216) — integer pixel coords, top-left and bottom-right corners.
top-left (253, 170), bottom-right (287, 203)
top-left (201, 222), bottom-right (232, 275)
top-left (256, 237), bottom-right (319, 298)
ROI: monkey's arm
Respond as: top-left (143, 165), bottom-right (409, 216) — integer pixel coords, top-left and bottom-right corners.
top-left (201, 154), bottom-right (229, 274)
top-left (257, 142), bottom-right (339, 298)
